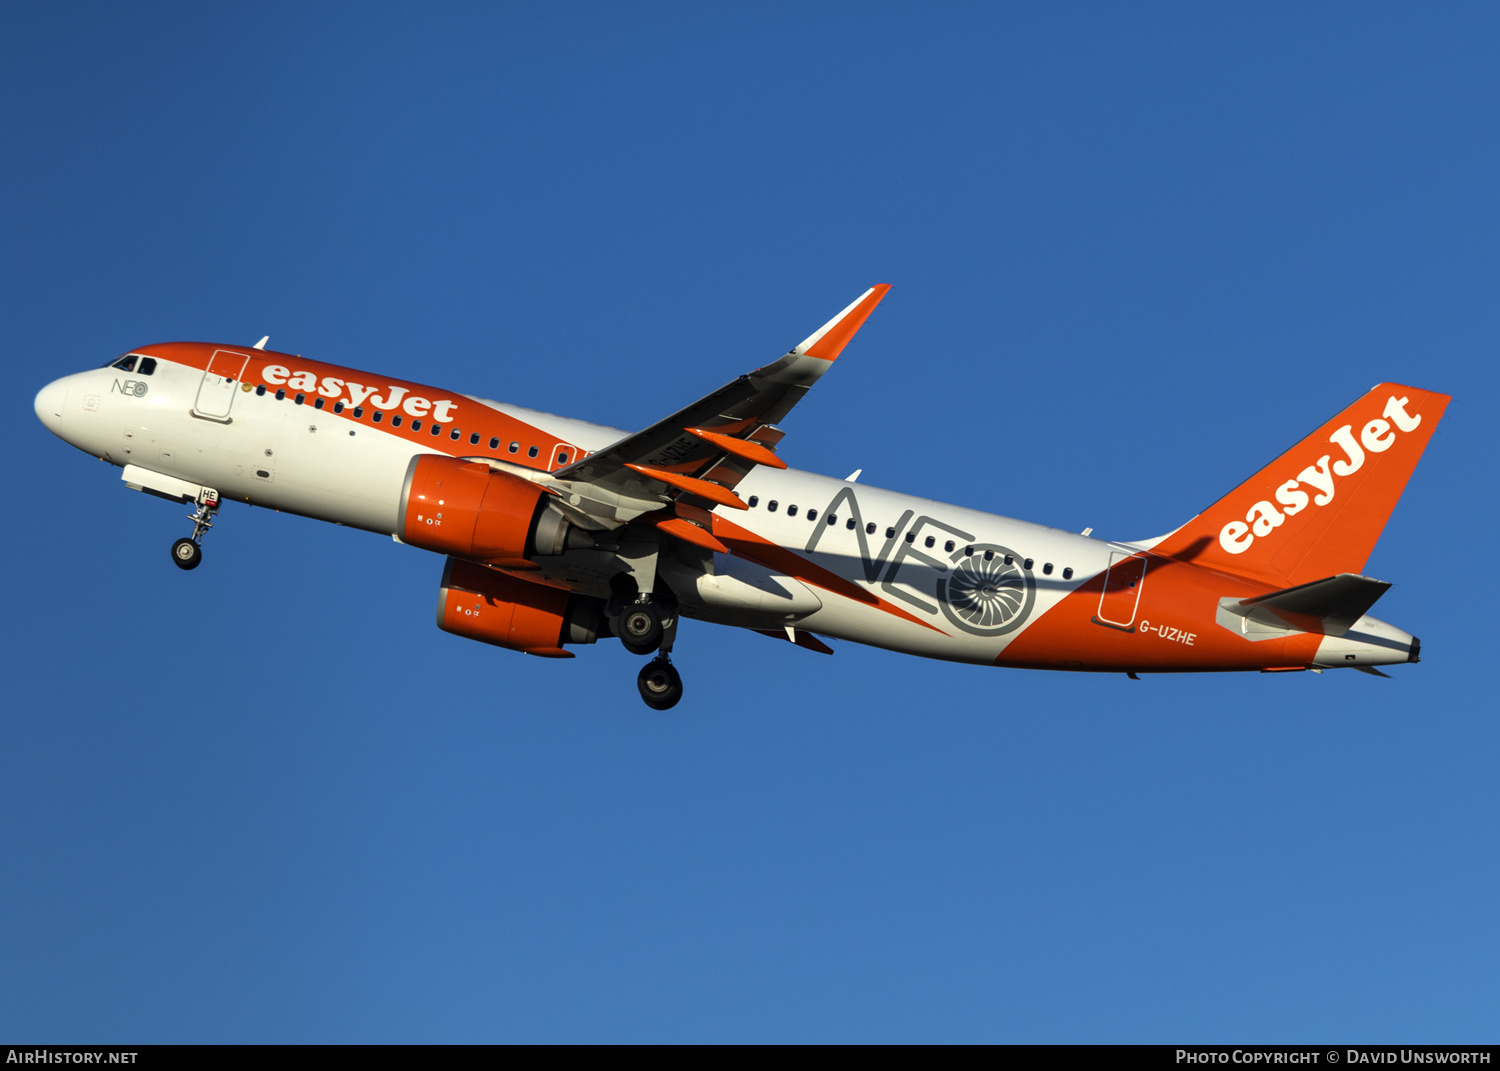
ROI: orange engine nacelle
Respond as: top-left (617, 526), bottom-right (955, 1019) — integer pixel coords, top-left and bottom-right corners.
top-left (437, 558), bottom-right (605, 658)
top-left (400, 454), bottom-right (550, 564)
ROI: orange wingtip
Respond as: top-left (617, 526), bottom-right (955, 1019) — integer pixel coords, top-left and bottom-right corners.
top-left (685, 427), bottom-right (788, 469)
top-left (656, 517), bottom-right (731, 554)
top-left (799, 284), bottom-right (892, 361)
top-left (625, 463), bottom-right (749, 510)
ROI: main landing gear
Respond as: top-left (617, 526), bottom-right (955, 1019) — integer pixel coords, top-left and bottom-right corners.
top-left (613, 592), bottom-right (683, 710)
top-left (637, 658), bottom-right (683, 711)
top-left (170, 488), bottom-right (220, 572)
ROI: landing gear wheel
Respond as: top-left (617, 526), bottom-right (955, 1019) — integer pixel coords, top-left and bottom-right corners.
top-left (619, 602), bottom-right (664, 655)
top-left (637, 658), bottom-right (683, 710)
top-left (171, 538), bottom-right (202, 571)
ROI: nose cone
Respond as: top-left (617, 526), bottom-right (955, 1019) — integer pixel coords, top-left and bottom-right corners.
top-left (34, 378), bottom-right (68, 435)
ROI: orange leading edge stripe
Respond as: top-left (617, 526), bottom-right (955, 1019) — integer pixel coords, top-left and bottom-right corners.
top-left (800, 285), bottom-right (892, 361)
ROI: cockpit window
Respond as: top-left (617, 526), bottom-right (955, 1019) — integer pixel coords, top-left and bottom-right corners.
top-left (136, 358), bottom-right (156, 376)
top-left (111, 355), bottom-right (138, 372)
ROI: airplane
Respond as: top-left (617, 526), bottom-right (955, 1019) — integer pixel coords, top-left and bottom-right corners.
top-left (33, 286), bottom-right (1448, 709)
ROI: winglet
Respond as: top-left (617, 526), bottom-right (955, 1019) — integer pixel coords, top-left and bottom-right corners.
top-left (796, 285), bottom-right (892, 361)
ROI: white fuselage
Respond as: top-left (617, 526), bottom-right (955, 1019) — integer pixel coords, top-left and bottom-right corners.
top-left (34, 352), bottom-right (1415, 672)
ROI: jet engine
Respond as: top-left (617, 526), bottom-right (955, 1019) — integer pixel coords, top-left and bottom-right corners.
top-left (399, 454), bottom-right (590, 563)
top-left (437, 557), bottom-right (605, 657)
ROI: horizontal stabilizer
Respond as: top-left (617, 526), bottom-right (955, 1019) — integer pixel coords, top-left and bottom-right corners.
top-left (1235, 573), bottom-right (1391, 637)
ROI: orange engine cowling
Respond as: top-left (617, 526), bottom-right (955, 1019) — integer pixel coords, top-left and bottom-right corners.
top-left (437, 558), bottom-right (604, 658)
top-left (399, 454), bottom-right (549, 564)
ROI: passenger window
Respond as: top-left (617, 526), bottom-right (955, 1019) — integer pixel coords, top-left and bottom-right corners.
top-left (924, 535), bottom-right (935, 548)
top-left (314, 397), bottom-right (325, 410)
top-left (768, 500), bottom-right (778, 512)
top-left (748, 496), bottom-right (759, 508)
top-left (1024, 558), bottom-right (1034, 570)
top-left (256, 385), bottom-right (266, 396)
top-left (557, 452), bottom-right (569, 464)
top-left (1043, 562), bottom-right (1053, 575)
top-left (295, 393), bottom-right (306, 405)
top-left (333, 400), bottom-right (343, 412)
top-left (509, 442), bottom-right (519, 453)
top-left (905, 532), bottom-right (916, 544)
top-left (373, 411), bottom-right (383, 422)
top-left (1004, 555), bottom-right (1013, 565)
top-left (411, 420), bottom-right (421, 431)
top-left (276, 389), bottom-right (287, 401)
top-left (470, 433), bottom-right (480, 445)
top-left (112, 355), bottom-right (137, 372)
top-left (1063, 567), bottom-right (1074, 580)
top-left (984, 550), bottom-right (994, 561)
top-left (828, 515), bottom-right (838, 526)
top-left (845, 518), bottom-right (855, 530)
top-left (390, 414), bottom-right (402, 427)
top-left (528, 445), bottom-right (539, 458)
top-left (451, 428), bottom-right (461, 441)
top-left (489, 437), bottom-right (500, 449)
top-left (866, 522), bottom-right (876, 535)
top-left (944, 540), bottom-right (955, 552)
top-left (787, 505), bottom-right (798, 517)
top-left (807, 509), bottom-right (817, 521)
top-left (352, 406), bottom-right (363, 418)
top-left (886, 527), bottom-right (896, 539)
top-left (431, 423), bottom-right (441, 435)
top-left (137, 358), bottom-right (156, 375)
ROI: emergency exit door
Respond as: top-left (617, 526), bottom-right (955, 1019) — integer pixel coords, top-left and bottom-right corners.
top-left (1094, 550), bottom-right (1147, 630)
top-left (193, 350), bottom-right (251, 421)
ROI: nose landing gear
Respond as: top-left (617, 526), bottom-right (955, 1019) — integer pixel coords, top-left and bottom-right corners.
top-left (170, 537), bottom-right (202, 570)
top-left (170, 488), bottom-right (219, 571)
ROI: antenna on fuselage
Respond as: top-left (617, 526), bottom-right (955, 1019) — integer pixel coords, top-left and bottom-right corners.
top-left (845, 469), bottom-right (862, 482)
top-left (253, 336), bottom-right (269, 350)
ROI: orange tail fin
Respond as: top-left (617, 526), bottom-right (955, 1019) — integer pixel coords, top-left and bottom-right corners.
top-left (1150, 383), bottom-right (1450, 586)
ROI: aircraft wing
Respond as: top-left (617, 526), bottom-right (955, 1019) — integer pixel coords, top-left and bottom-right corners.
top-left (546, 285), bottom-right (890, 531)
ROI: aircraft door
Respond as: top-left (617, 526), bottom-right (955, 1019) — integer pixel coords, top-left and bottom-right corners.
top-left (193, 350), bottom-right (251, 422)
top-left (1094, 550), bottom-right (1147, 630)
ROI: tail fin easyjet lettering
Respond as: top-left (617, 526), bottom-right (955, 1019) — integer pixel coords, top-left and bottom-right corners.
top-left (1150, 383), bottom-right (1450, 586)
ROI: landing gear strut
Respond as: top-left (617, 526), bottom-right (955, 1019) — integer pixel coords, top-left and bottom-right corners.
top-left (170, 488), bottom-right (219, 571)
top-left (612, 589), bottom-right (684, 709)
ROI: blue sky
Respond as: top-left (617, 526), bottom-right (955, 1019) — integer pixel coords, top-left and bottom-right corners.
top-left (3, 2), bottom-right (1497, 1042)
